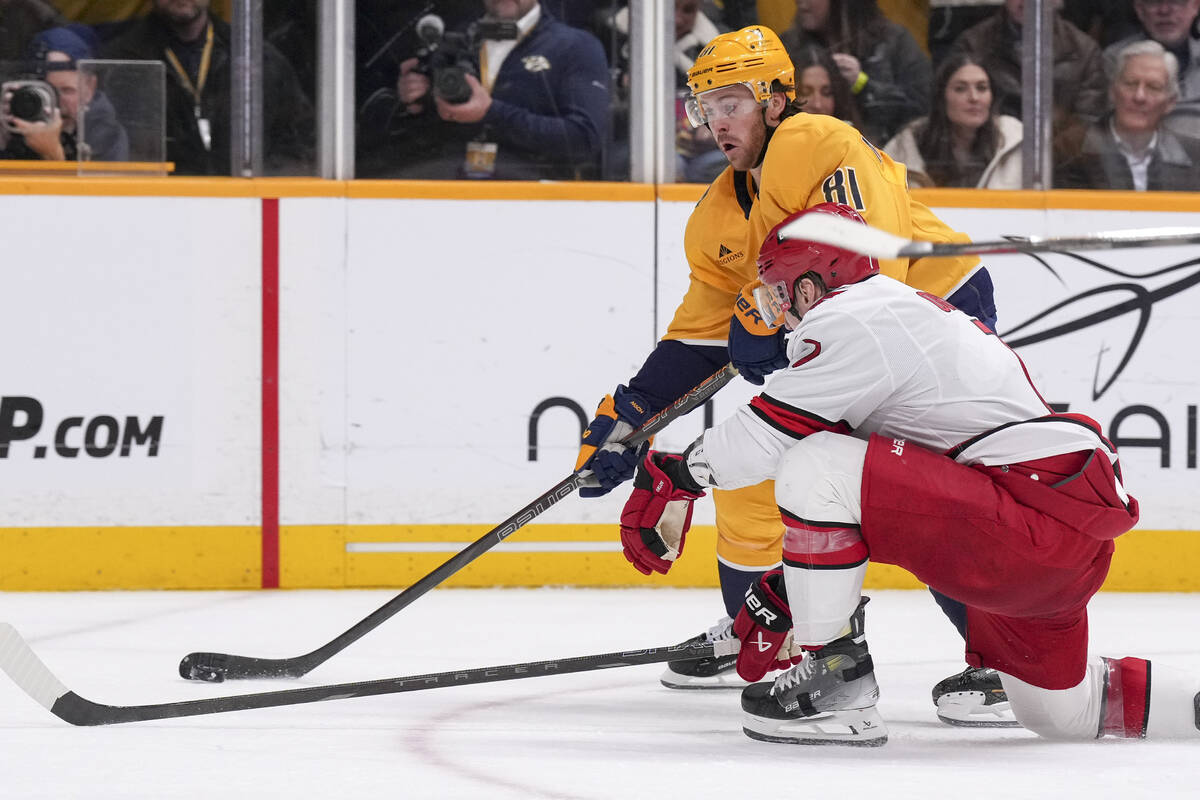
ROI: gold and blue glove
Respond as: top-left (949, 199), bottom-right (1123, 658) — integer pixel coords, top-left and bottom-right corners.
top-left (575, 386), bottom-right (653, 498)
top-left (729, 281), bottom-right (789, 385)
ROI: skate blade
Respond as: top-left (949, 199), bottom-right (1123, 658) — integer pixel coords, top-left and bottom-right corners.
top-left (936, 692), bottom-right (1021, 728)
top-left (742, 707), bottom-right (888, 746)
top-left (660, 662), bottom-right (751, 690)
top-left (660, 669), bottom-right (750, 691)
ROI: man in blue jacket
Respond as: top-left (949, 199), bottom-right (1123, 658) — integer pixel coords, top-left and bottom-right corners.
top-left (374, 0), bottom-right (610, 180)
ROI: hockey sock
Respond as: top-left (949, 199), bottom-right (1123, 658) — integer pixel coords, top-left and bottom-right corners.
top-left (718, 561), bottom-right (768, 619)
top-left (781, 515), bottom-right (868, 646)
top-left (1100, 656), bottom-right (1151, 738)
top-left (929, 588), bottom-right (968, 639)
top-left (1144, 662), bottom-right (1200, 739)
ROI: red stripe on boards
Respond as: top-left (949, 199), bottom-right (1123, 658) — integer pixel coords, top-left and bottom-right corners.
top-left (261, 198), bottom-right (281, 588)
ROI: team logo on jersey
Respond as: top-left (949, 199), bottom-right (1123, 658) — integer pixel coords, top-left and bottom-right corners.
top-left (718, 243), bottom-right (743, 265)
top-left (522, 55), bottom-right (551, 72)
top-left (890, 438), bottom-right (906, 456)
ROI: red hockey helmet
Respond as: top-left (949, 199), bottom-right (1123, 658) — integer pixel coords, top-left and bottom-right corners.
top-left (754, 203), bottom-right (879, 328)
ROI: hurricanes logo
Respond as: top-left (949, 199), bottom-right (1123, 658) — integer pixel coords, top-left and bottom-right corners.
top-left (523, 55), bottom-right (551, 72)
top-left (717, 244), bottom-right (743, 265)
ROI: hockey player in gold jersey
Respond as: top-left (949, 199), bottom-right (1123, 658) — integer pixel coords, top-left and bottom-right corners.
top-left (576, 25), bottom-right (1011, 727)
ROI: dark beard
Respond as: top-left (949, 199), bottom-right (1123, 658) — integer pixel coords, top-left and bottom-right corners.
top-left (156, 2), bottom-right (206, 27)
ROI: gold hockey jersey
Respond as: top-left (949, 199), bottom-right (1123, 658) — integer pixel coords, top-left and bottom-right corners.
top-left (665, 113), bottom-right (980, 344)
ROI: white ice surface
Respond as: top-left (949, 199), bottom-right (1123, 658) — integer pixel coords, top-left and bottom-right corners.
top-left (1, 588), bottom-right (1198, 799)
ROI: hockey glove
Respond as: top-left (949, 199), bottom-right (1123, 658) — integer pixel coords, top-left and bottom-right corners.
top-left (733, 569), bottom-right (802, 681)
top-left (619, 451), bottom-right (706, 576)
top-left (728, 282), bottom-right (788, 386)
top-left (576, 386), bottom-right (653, 498)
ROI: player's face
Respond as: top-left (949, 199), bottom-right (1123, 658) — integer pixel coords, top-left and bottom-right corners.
top-left (795, 0), bottom-right (831, 33)
top-left (798, 65), bottom-right (835, 116)
top-left (700, 85), bottom-right (767, 170)
top-left (1111, 54), bottom-right (1175, 135)
top-left (1133, 0), bottom-right (1200, 48)
top-left (944, 63), bottom-right (992, 133)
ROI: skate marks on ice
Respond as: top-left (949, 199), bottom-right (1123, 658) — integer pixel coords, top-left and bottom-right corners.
top-left (1, 589), bottom-right (1199, 799)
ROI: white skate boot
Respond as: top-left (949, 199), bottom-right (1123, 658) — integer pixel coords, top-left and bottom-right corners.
top-left (740, 599), bottom-right (886, 746)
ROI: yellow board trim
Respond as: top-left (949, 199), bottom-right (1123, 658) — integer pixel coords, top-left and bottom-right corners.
top-left (0, 175), bottom-right (1193, 210)
top-left (2, 524), bottom-right (1197, 591)
top-left (0, 526), bottom-right (260, 590)
top-left (0, 160), bottom-right (176, 174)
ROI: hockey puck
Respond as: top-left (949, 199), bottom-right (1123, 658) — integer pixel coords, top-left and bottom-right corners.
top-left (179, 653), bottom-right (227, 683)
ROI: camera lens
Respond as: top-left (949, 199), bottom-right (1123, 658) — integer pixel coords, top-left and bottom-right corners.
top-left (434, 67), bottom-right (473, 105)
top-left (10, 86), bottom-right (49, 122)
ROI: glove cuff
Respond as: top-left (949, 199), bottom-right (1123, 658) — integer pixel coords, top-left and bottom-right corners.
top-left (743, 570), bottom-right (791, 632)
top-left (636, 452), bottom-right (706, 500)
top-left (613, 385), bottom-right (654, 427)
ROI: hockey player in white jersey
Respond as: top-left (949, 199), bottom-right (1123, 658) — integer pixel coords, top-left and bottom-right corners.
top-left (617, 203), bottom-right (1200, 746)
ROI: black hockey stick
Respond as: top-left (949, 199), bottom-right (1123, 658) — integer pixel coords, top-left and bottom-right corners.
top-left (0, 622), bottom-right (731, 726)
top-left (179, 363), bottom-right (738, 683)
top-left (779, 214), bottom-right (1200, 259)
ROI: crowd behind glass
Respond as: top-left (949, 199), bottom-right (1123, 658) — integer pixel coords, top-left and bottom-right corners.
top-left (1, 0), bottom-right (1197, 191)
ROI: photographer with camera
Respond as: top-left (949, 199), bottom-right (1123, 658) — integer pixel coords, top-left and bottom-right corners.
top-left (101, 0), bottom-right (314, 175)
top-left (0, 25), bottom-right (128, 162)
top-left (367, 0), bottom-right (609, 180)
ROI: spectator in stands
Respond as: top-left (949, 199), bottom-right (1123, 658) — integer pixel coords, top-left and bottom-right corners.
top-left (791, 43), bottom-right (863, 127)
top-left (1063, 0), bottom-right (1142, 47)
top-left (0, 25), bottom-right (128, 161)
top-left (1105, 0), bottom-right (1200, 139)
top-left (884, 52), bottom-right (1023, 189)
top-left (779, 0), bottom-right (931, 145)
top-left (366, 0), bottom-right (610, 180)
top-left (0, 0), bottom-right (63, 61)
top-left (1058, 39), bottom-right (1200, 191)
top-left (100, 0), bottom-right (315, 175)
top-left (673, 0), bottom-right (727, 183)
top-left (949, 0), bottom-right (1108, 126)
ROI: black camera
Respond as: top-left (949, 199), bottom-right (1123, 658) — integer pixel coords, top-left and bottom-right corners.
top-left (413, 14), bottom-right (517, 106)
top-left (413, 14), bottom-right (479, 105)
top-left (1, 79), bottom-right (57, 132)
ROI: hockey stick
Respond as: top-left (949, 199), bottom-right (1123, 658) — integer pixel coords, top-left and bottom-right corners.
top-left (179, 363), bottom-right (738, 683)
top-left (779, 214), bottom-right (1200, 260)
top-left (0, 622), bottom-right (734, 726)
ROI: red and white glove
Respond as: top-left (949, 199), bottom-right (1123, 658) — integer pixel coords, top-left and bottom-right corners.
top-left (733, 570), bottom-right (803, 681)
top-left (619, 451), bottom-right (706, 575)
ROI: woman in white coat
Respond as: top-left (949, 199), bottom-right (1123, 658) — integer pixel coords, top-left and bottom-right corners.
top-left (884, 52), bottom-right (1022, 189)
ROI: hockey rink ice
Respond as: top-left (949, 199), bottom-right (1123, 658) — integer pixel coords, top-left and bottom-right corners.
top-left (2, 587), bottom-right (1198, 799)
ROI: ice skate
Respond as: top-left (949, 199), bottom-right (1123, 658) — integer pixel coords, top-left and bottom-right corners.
top-left (660, 616), bottom-right (749, 690)
top-left (933, 666), bottom-right (1020, 728)
top-left (740, 599), bottom-right (886, 746)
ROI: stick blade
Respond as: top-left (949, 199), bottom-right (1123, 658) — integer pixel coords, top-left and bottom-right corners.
top-left (777, 213), bottom-right (922, 260)
top-left (0, 622), bottom-right (71, 712)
